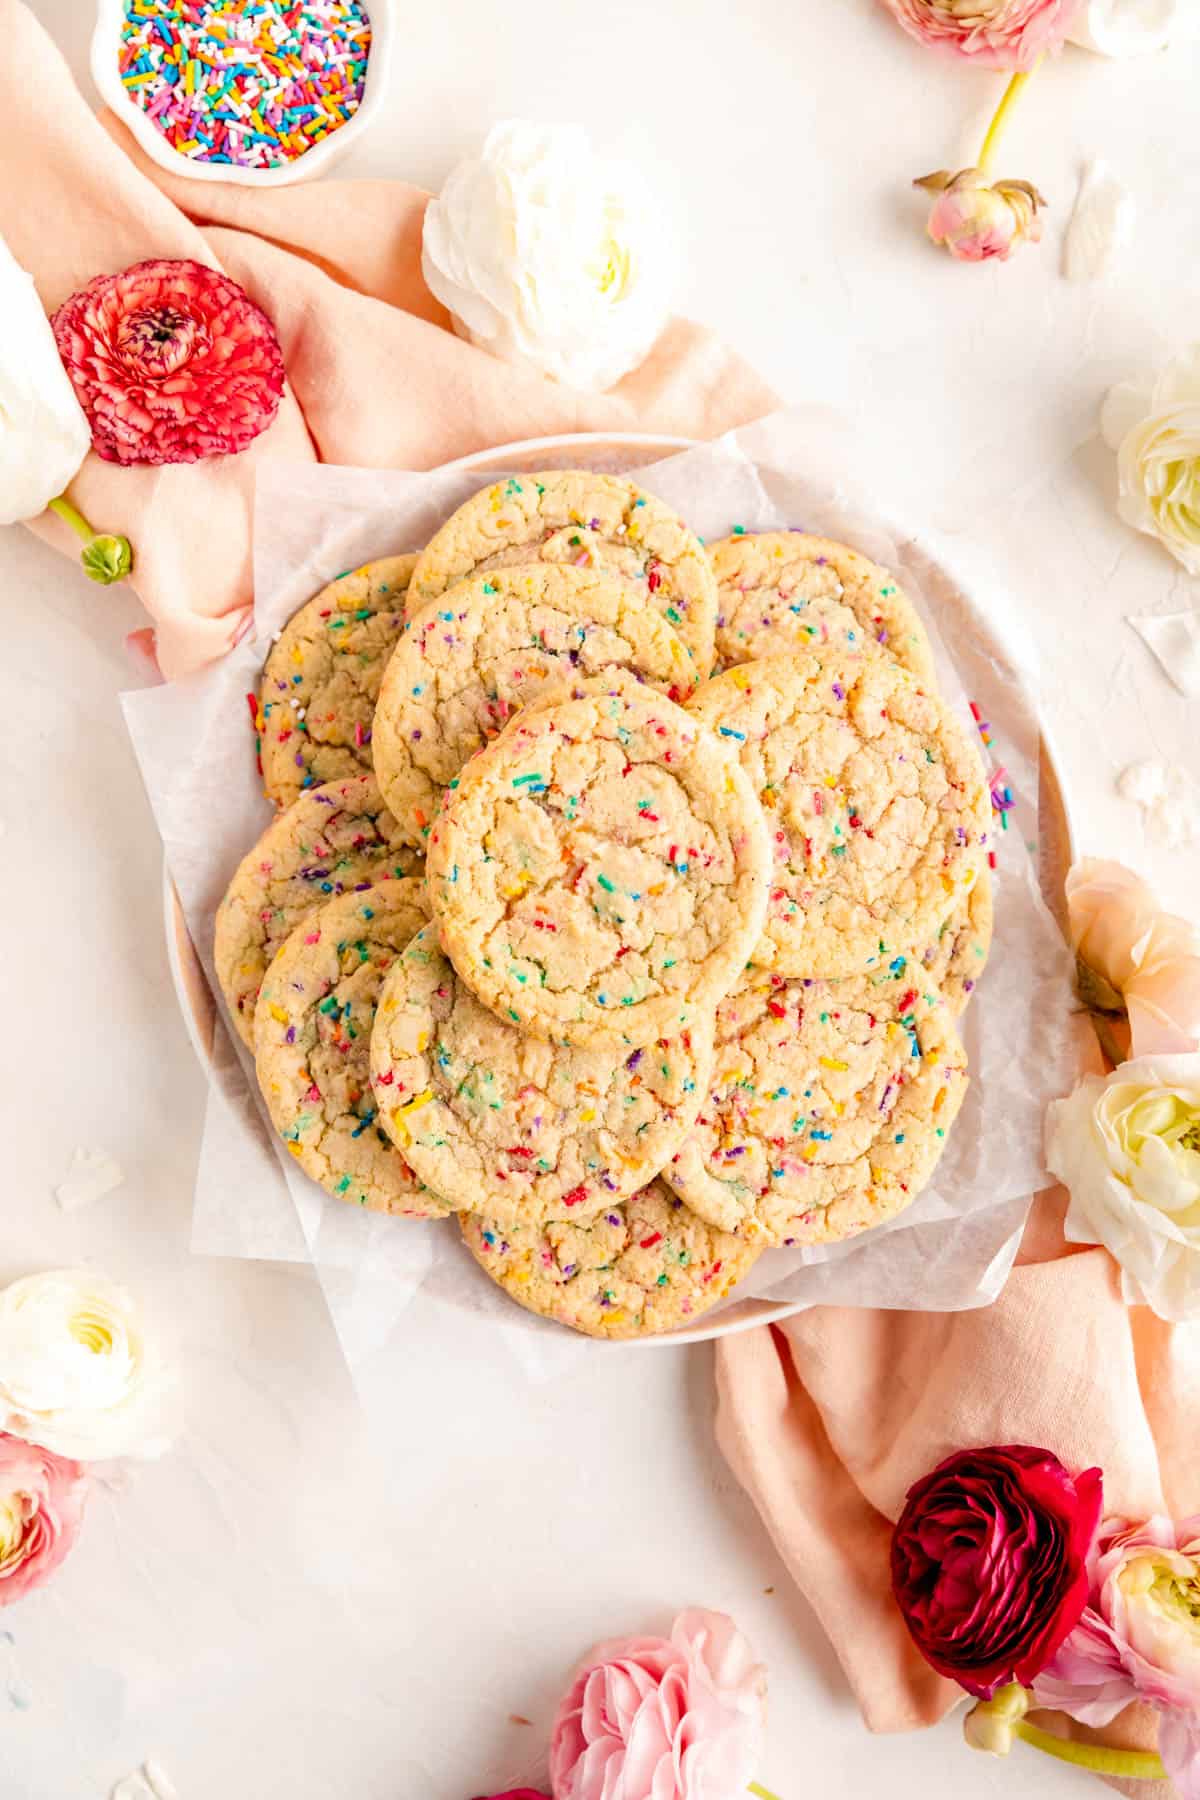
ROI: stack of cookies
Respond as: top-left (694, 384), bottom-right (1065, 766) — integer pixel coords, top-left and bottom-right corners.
top-left (214, 473), bottom-right (993, 1339)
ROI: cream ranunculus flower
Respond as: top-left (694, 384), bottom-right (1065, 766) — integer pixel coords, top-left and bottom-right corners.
top-left (1046, 1055), bottom-right (1200, 1322)
top-left (0, 231), bottom-right (91, 526)
top-left (1102, 345), bottom-right (1200, 575)
top-left (0, 1270), bottom-right (164, 1461)
top-left (421, 120), bottom-right (671, 392)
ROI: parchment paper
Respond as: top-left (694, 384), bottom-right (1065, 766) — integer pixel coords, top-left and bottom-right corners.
top-left (122, 409), bottom-right (1083, 1374)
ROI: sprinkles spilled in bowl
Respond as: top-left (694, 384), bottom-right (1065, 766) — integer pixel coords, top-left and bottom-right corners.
top-left (118, 0), bottom-right (372, 171)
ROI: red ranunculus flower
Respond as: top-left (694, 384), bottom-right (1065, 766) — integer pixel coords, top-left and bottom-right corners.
top-left (52, 259), bottom-right (285, 466)
top-left (891, 1444), bottom-right (1103, 1699)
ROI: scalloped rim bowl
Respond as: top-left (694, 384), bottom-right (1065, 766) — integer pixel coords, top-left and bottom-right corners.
top-left (91, 0), bottom-right (394, 188)
top-left (164, 430), bottom-right (1075, 1346)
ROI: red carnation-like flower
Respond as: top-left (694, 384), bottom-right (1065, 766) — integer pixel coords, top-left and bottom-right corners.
top-left (891, 1444), bottom-right (1103, 1699)
top-left (52, 259), bottom-right (285, 466)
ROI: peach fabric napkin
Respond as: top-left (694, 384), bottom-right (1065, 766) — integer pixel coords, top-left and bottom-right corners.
top-left (716, 1181), bottom-right (1199, 1796)
top-left (0, 0), bottom-right (775, 678)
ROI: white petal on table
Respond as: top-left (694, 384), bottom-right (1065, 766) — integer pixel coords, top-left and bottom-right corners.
top-left (1127, 608), bottom-right (1200, 696)
top-left (1062, 159), bottom-right (1135, 283)
top-left (1117, 758), bottom-right (1200, 849)
top-left (53, 1145), bottom-right (125, 1212)
top-left (1070, 0), bottom-right (1200, 54)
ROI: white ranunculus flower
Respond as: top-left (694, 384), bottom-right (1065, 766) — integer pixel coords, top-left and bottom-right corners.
top-left (1046, 1054), bottom-right (1200, 1323)
top-left (421, 120), bottom-right (672, 392)
top-left (0, 232), bottom-right (90, 526)
top-left (0, 1270), bottom-right (165, 1461)
top-left (1070, 0), bottom-right (1200, 55)
top-left (1101, 344), bottom-right (1200, 575)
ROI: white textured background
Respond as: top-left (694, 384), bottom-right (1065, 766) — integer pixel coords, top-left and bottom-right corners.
top-left (1, 0), bottom-right (1198, 1794)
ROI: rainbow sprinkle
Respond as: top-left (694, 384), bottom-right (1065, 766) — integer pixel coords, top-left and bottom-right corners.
top-left (118, 0), bottom-right (372, 171)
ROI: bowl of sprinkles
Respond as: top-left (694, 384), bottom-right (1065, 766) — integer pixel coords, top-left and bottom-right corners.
top-left (92, 0), bottom-right (391, 185)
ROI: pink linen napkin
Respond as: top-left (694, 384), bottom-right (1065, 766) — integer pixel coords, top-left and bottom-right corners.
top-left (0, 0), bottom-right (776, 678)
top-left (716, 1182), bottom-right (1198, 1796)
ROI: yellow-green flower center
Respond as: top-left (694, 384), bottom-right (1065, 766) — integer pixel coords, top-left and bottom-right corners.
top-left (0, 1493), bottom-right (32, 1573)
top-left (68, 1309), bottom-right (116, 1356)
top-left (1120, 1552), bottom-right (1200, 1625)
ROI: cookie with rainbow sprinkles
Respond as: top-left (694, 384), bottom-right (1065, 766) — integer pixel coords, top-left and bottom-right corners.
top-left (408, 470), bottom-right (719, 676)
top-left (371, 925), bottom-right (714, 1226)
top-left (664, 961), bottom-right (968, 1246)
top-left (259, 555), bottom-right (417, 810)
top-left (709, 530), bottom-right (936, 686)
top-left (460, 1180), bottom-right (761, 1339)
top-left (688, 652), bottom-right (990, 979)
top-left (215, 772), bottom-right (420, 1049)
top-left (425, 680), bottom-right (770, 1051)
top-left (371, 564), bottom-right (698, 851)
top-left (254, 878), bottom-right (451, 1218)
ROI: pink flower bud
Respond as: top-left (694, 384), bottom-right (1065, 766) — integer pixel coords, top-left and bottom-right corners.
top-left (916, 168), bottom-right (1047, 263)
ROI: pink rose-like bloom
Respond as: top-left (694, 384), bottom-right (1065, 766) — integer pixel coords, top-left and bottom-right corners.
top-left (1067, 858), bottom-right (1200, 1056)
top-left (891, 1444), bottom-right (1103, 1698)
top-left (1034, 1516), bottom-right (1200, 1799)
top-left (52, 259), bottom-right (285, 466)
top-left (879, 0), bottom-right (1079, 68)
top-left (0, 1431), bottom-right (87, 1607)
top-left (472, 1791), bottom-right (550, 1799)
top-left (549, 1608), bottom-right (766, 1800)
top-left (917, 168), bottom-right (1046, 263)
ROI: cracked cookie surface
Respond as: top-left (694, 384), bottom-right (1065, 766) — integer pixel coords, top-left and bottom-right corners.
top-left (710, 531), bottom-right (935, 686)
top-left (372, 565), bottom-right (698, 850)
top-left (258, 556), bottom-right (417, 808)
top-left (215, 773), bottom-right (421, 1049)
top-left (426, 682), bottom-right (771, 1049)
top-left (460, 1179), bottom-right (761, 1338)
top-left (687, 654), bottom-right (989, 978)
top-left (919, 871), bottom-right (993, 1014)
top-left (664, 960), bottom-right (968, 1245)
top-left (409, 472), bottom-right (719, 675)
top-left (253, 878), bottom-right (447, 1216)
top-left (371, 924), bottom-right (714, 1224)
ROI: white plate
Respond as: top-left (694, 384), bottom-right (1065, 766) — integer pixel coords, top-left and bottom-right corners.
top-left (164, 430), bottom-right (1075, 1345)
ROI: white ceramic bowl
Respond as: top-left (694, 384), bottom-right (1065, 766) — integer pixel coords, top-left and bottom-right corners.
top-left (91, 0), bottom-right (393, 188)
top-left (164, 430), bottom-right (1076, 1345)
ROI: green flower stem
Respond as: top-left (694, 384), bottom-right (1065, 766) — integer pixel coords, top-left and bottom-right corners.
top-left (1014, 1719), bottom-right (1167, 1781)
top-left (48, 492), bottom-right (133, 587)
top-left (748, 1784), bottom-right (783, 1799)
top-left (977, 62), bottom-right (1041, 173)
top-left (48, 492), bottom-right (97, 544)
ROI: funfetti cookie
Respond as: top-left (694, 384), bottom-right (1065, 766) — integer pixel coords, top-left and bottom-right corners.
top-left (371, 924), bottom-right (714, 1225)
top-left (408, 471), bottom-right (719, 675)
top-left (687, 653), bottom-right (990, 979)
top-left (425, 681), bottom-right (771, 1050)
top-left (664, 960), bottom-right (969, 1246)
top-left (215, 773), bottom-right (421, 1049)
top-left (253, 879), bottom-right (449, 1217)
top-left (371, 564), bottom-right (698, 850)
top-left (710, 531), bottom-right (936, 687)
top-left (919, 872), bottom-right (993, 1014)
top-left (460, 1180), bottom-right (761, 1339)
top-left (258, 556), bottom-right (417, 808)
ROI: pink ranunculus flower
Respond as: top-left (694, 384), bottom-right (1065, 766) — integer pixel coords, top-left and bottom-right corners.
top-left (52, 258), bottom-right (285, 466)
top-left (472, 1791), bottom-right (550, 1799)
top-left (916, 168), bottom-right (1046, 262)
top-left (1034, 1515), bottom-right (1200, 1799)
top-left (1067, 858), bottom-right (1200, 1056)
top-left (879, 0), bottom-right (1080, 68)
top-left (0, 1431), bottom-right (88, 1607)
top-left (548, 1608), bottom-right (767, 1800)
